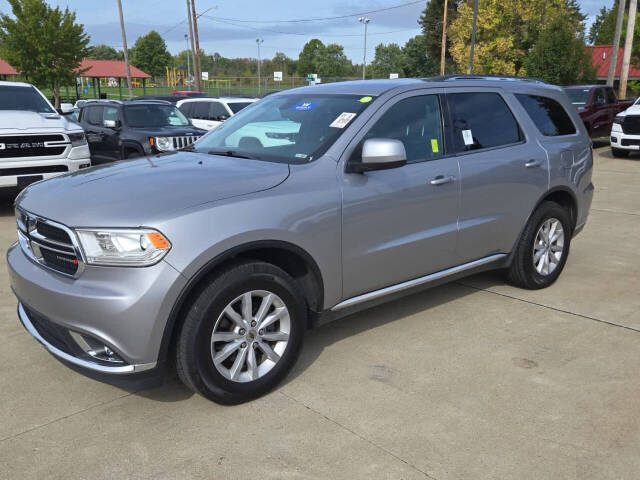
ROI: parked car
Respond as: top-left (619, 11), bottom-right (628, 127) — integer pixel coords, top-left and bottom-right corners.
top-left (564, 85), bottom-right (633, 138)
top-left (9, 76), bottom-right (593, 404)
top-left (177, 97), bottom-right (258, 130)
top-left (609, 97), bottom-right (640, 157)
top-left (132, 95), bottom-right (181, 104)
top-left (76, 99), bottom-right (206, 163)
top-left (172, 90), bottom-right (208, 98)
top-left (0, 81), bottom-right (91, 191)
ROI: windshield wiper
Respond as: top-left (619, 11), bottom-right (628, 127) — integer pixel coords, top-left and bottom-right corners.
top-left (207, 150), bottom-right (256, 160)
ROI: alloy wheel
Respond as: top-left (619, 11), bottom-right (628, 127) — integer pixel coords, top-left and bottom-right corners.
top-left (532, 218), bottom-right (565, 276)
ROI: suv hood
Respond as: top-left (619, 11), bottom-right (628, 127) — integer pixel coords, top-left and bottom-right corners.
top-left (131, 125), bottom-right (207, 136)
top-left (0, 111), bottom-right (78, 132)
top-left (618, 105), bottom-right (640, 117)
top-left (17, 152), bottom-right (290, 227)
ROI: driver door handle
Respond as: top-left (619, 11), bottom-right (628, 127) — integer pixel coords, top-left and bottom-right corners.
top-left (525, 159), bottom-right (542, 168)
top-left (429, 175), bottom-right (455, 186)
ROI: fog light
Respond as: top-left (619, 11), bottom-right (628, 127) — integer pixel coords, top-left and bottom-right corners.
top-left (69, 331), bottom-right (125, 364)
top-left (611, 136), bottom-right (618, 143)
top-left (79, 163), bottom-right (91, 169)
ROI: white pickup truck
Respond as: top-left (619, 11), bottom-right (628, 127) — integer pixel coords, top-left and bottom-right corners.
top-left (0, 81), bottom-right (91, 191)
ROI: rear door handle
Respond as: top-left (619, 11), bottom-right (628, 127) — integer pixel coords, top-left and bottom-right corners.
top-left (429, 175), bottom-right (455, 186)
top-left (525, 159), bottom-right (542, 168)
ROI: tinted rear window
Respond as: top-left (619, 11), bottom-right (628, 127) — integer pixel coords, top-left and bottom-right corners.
top-left (228, 102), bottom-right (252, 114)
top-left (448, 92), bottom-right (522, 152)
top-left (515, 94), bottom-right (576, 136)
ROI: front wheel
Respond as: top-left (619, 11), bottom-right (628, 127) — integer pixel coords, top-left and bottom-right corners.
top-left (176, 261), bottom-right (306, 404)
top-left (507, 201), bottom-right (572, 290)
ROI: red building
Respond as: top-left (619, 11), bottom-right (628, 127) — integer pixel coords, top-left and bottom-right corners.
top-left (589, 45), bottom-right (640, 84)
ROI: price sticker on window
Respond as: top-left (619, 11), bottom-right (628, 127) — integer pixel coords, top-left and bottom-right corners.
top-left (330, 112), bottom-right (357, 129)
top-left (462, 129), bottom-right (474, 146)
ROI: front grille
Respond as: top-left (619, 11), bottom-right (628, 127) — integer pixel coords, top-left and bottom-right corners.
top-left (621, 138), bottom-right (640, 146)
top-left (24, 306), bottom-right (82, 356)
top-left (17, 210), bottom-right (83, 277)
top-left (0, 165), bottom-right (68, 177)
top-left (621, 116), bottom-right (640, 135)
top-left (0, 134), bottom-right (68, 158)
top-left (171, 135), bottom-right (201, 150)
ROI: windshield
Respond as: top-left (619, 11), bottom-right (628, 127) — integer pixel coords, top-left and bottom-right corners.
top-left (193, 94), bottom-right (376, 164)
top-left (123, 104), bottom-right (190, 127)
top-left (0, 86), bottom-right (54, 113)
top-left (564, 88), bottom-right (591, 105)
top-left (228, 102), bottom-right (253, 114)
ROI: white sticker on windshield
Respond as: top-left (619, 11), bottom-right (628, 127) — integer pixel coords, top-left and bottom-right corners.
top-left (462, 129), bottom-right (474, 146)
top-left (330, 112), bottom-right (357, 129)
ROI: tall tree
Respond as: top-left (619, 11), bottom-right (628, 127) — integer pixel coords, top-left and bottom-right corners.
top-left (297, 39), bottom-right (326, 76)
top-left (130, 30), bottom-right (172, 78)
top-left (316, 43), bottom-right (353, 78)
top-left (419, 0), bottom-right (459, 67)
top-left (449, 0), bottom-right (588, 76)
top-left (87, 44), bottom-right (123, 60)
top-left (402, 35), bottom-right (439, 77)
top-left (524, 17), bottom-right (595, 85)
top-left (0, 0), bottom-right (89, 107)
top-left (370, 43), bottom-right (406, 78)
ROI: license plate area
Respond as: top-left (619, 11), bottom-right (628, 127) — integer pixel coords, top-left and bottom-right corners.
top-left (17, 175), bottom-right (43, 189)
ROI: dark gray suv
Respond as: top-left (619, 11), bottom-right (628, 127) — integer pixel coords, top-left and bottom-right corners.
top-left (8, 76), bottom-right (594, 403)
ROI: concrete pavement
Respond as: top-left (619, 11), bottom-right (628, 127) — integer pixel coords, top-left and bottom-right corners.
top-left (0, 147), bottom-right (638, 479)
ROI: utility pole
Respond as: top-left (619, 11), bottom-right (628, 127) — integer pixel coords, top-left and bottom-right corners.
top-left (468, 0), bottom-right (479, 74)
top-left (185, 34), bottom-right (191, 87)
top-left (608, 0), bottom-right (627, 86)
top-left (190, 0), bottom-right (202, 91)
top-left (256, 38), bottom-right (264, 94)
top-left (117, 0), bottom-right (133, 99)
top-left (359, 17), bottom-right (370, 80)
top-left (619, 0), bottom-right (637, 99)
top-left (440, 0), bottom-right (449, 76)
top-left (186, 0), bottom-right (197, 90)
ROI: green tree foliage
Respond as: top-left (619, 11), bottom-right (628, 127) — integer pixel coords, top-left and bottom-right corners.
top-left (316, 43), bottom-right (353, 78)
top-left (370, 43), bottom-right (406, 78)
top-left (402, 35), bottom-right (439, 77)
top-left (297, 39), bottom-right (326, 76)
top-left (0, 0), bottom-right (89, 106)
top-left (130, 30), bottom-right (172, 78)
top-left (87, 44), bottom-right (123, 61)
top-left (449, 0), bottom-right (588, 76)
top-left (419, 0), bottom-right (459, 64)
top-left (523, 17), bottom-right (596, 85)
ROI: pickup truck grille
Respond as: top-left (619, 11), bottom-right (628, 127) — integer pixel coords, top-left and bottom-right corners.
top-left (620, 116), bottom-right (640, 135)
top-left (16, 209), bottom-right (84, 277)
top-left (172, 135), bottom-right (201, 150)
top-left (0, 134), bottom-right (68, 158)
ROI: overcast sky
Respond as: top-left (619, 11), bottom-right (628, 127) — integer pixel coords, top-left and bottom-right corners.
top-left (0, 0), bottom-right (613, 61)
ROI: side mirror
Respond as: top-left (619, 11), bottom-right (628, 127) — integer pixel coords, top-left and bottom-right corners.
top-left (216, 114), bottom-right (230, 122)
top-left (348, 138), bottom-right (407, 173)
top-left (103, 119), bottom-right (119, 129)
top-left (58, 103), bottom-right (74, 114)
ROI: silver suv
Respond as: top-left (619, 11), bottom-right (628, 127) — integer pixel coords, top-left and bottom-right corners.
top-left (8, 77), bottom-right (594, 404)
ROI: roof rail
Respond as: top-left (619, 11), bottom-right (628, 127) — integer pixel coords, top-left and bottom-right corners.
top-left (83, 99), bottom-right (123, 104)
top-left (426, 74), bottom-right (549, 85)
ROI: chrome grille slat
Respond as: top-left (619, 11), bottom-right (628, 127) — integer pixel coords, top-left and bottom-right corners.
top-left (165, 135), bottom-right (201, 151)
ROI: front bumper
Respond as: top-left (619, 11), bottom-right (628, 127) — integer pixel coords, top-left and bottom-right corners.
top-left (0, 155), bottom-right (91, 189)
top-left (610, 130), bottom-right (640, 150)
top-left (8, 242), bottom-right (187, 374)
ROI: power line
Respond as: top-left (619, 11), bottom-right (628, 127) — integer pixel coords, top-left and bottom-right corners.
top-left (210, 0), bottom-right (424, 23)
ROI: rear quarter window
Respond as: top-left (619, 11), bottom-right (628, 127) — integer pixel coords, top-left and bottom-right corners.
top-left (515, 94), bottom-right (576, 137)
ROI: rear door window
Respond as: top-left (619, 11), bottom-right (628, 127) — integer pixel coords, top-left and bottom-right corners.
top-left (515, 94), bottom-right (576, 136)
top-left (193, 102), bottom-right (210, 120)
top-left (178, 102), bottom-right (193, 117)
top-left (448, 92), bottom-right (522, 152)
top-left (605, 88), bottom-right (617, 104)
top-left (209, 102), bottom-right (228, 119)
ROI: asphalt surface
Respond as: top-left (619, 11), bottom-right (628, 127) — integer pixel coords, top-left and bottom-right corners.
top-left (0, 147), bottom-right (638, 479)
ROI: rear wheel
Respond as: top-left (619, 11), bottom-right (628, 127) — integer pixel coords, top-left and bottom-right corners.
top-left (176, 261), bottom-right (306, 404)
top-left (612, 147), bottom-right (629, 158)
top-left (507, 201), bottom-right (572, 290)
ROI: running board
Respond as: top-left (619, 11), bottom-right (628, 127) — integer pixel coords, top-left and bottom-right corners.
top-left (331, 254), bottom-right (506, 311)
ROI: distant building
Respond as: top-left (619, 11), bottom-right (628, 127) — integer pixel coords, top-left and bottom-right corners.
top-left (0, 59), bottom-right (18, 80)
top-left (589, 45), bottom-right (640, 84)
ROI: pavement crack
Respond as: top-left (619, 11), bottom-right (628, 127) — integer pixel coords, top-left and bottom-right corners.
top-left (279, 390), bottom-right (438, 479)
top-left (457, 282), bottom-right (640, 334)
top-left (0, 391), bottom-right (134, 444)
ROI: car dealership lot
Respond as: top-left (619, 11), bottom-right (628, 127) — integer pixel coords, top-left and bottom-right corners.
top-left (0, 147), bottom-right (639, 479)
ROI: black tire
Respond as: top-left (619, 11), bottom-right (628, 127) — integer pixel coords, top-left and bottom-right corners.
top-left (176, 261), bottom-right (306, 404)
top-left (507, 201), bottom-right (573, 290)
top-left (612, 147), bottom-right (629, 158)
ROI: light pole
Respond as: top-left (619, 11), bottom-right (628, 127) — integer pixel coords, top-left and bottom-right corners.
top-left (468, 0), bottom-right (479, 74)
top-left (359, 17), bottom-right (370, 80)
top-left (256, 38), bottom-right (264, 94)
top-left (185, 34), bottom-right (191, 88)
top-left (117, 0), bottom-right (133, 99)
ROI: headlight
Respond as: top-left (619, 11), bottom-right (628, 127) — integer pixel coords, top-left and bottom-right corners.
top-left (615, 115), bottom-right (625, 124)
top-left (154, 137), bottom-right (173, 151)
top-left (75, 228), bottom-right (171, 266)
top-left (68, 132), bottom-right (87, 147)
